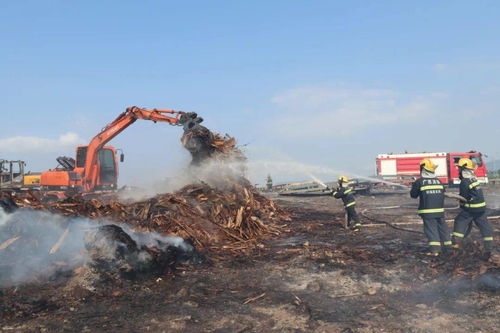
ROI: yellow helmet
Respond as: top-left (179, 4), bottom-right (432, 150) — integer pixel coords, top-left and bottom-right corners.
top-left (420, 158), bottom-right (437, 172)
top-left (338, 176), bottom-right (349, 184)
top-left (457, 157), bottom-right (475, 170)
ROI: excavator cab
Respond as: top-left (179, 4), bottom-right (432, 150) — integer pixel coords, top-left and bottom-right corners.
top-left (41, 145), bottom-right (119, 196)
top-left (74, 145), bottom-right (118, 191)
top-left (0, 160), bottom-right (24, 185)
top-left (0, 160), bottom-right (41, 193)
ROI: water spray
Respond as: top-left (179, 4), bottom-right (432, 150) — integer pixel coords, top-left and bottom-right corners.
top-left (245, 159), bottom-right (409, 189)
top-left (307, 173), bottom-right (328, 188)
top-left (348, 174), bottom-right (409, 189)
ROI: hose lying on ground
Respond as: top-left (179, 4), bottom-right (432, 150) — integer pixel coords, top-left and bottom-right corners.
top-left (361, 209), bottom-right (424, 235)
top-left (371, 203), bottom-right (460, 210)
top-left (361, 211), bottom-right (499, 235)
top-left (359, 192), bottom-right (497, 235)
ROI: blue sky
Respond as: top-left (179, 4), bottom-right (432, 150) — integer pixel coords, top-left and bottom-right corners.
top-left (1, 1), bottom-right (499, 185)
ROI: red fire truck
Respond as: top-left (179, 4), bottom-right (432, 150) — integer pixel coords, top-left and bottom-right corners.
top-left (376, 151), bottom-right (488, 186)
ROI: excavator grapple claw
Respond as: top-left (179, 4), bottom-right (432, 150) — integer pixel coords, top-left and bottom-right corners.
top-left (181, 112), bottom-right (204, 131)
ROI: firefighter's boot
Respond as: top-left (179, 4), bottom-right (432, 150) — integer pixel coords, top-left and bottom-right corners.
top-left (350, 223), bottom-right (361, 232)
top-left (452, 236), bottom-right (464, 251)
top-left (425, 244), bottom-right (441, 256)
top-left (481, 240), bottom-right (494, 260)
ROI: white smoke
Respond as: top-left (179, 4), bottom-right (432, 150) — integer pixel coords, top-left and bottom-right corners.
top-left (0, 207), bottom-right (195, 287)
top-left (132, 233), bottom-right (194, 253)
top-left (0, 208), bottom-right (9, 226)
top-left (0, 208), bottom-right (94, 286)
top-left (118, 155), bottom-right (248, 203)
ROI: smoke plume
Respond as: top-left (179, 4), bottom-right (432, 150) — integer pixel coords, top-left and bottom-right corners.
top-left (0, 207), bottom-right (198, 287)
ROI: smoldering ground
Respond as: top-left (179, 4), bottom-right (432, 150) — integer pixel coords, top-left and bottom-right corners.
top-left (0, 207), bottom-right (202, 287)
top-left (0, 208), bottom-right (90, 286)
top-left (1, 184), bottom-right (498, 332)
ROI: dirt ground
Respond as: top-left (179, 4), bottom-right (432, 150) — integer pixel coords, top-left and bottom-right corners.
top-left (1, 187), bottom-right (499, 333)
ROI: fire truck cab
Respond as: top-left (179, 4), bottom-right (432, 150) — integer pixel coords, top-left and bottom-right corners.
top-left (376, 151), bottom-right (487, 186)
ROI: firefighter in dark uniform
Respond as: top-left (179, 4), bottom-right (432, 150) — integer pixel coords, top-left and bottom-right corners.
top-left (266, 175), bottom-right (273, 191)
top-left (330, 176), bottom-right (361, 231)
top-left (410, 158), bottom-right (451, 256)
top-left (452, 158), bottom-right (494, 256)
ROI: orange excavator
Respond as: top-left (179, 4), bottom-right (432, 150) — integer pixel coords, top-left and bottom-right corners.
top-left (40, 106), bottom-right (203, 200)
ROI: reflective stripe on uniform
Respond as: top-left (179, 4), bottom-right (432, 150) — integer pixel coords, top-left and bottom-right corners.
top-left (420, 185), bottom-right (444, 191)
top-left (345, 201), bottom-right (356, 207)
top-left (332, 192), bottom-right (338, 196)
top-left (344, 189), bottom-right (352, 194)
top-left (429, 242), bottom-right (441, 246)
top-left (417, 208), bottom-right (444, 214)
top-left (468, 181), bottom-right (480, 189)
top-left (444, 241), bottom-right (452, 245)
top-left (355, 223), bottom-right (361, 226)
top-left (484, 237), bottom-right (493, 241)
top-left (453, 232), bottom-right (464, 238)
top-left (463, 202), bottom-right (486, 208)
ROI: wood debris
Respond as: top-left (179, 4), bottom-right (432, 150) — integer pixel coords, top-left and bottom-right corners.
top-left (0, 236), bottom-right (20, 250)
top-left (10, 124), bottom-right (290, 256)
top-left (243, 292), bottom-right (266, 304)
top-left (13, 181), bottom-right (288, 254)
top-left (49, 226), bottom-right (70, 254)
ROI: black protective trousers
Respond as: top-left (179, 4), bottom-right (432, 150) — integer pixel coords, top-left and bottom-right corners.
top-left (421, 216), bottom-right (452, 253)
top-left (453, 210), bottom-right (493, 251)
top-left (345, 206), bottom-right (361, 229)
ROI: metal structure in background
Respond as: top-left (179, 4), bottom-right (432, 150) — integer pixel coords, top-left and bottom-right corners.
top-left (274, 179), bottom-right (373, 196)
top-left (0, 160), bottom-right (41, 193)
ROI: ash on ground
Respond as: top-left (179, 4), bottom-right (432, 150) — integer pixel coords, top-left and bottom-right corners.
top-left (72, 224), bottom-right (206, 290)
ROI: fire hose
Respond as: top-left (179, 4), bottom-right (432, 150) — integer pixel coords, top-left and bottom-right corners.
top-left (359, 192), bottom-right (466, 234)
top-left (360, 192), bottom-right (500, 235)
top-left (361, 209), bottom-right (500, 235)
top-left (360, 209), bottom-right (424, 235)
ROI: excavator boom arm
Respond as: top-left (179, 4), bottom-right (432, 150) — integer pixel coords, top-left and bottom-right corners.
top-left (81, 106), bottom-right (191, 191)
top-left (127, 106), bottom-right (184, 123)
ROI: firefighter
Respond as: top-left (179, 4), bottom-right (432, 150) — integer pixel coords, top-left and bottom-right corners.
top-left (266, 175), bottom-right (273, 191)
top-left (452, 158), bottom-right (494, 257)
top-left (410, 158), bottom-right (451, 256)
top-left (330, 176), bottom-right (361, 231)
